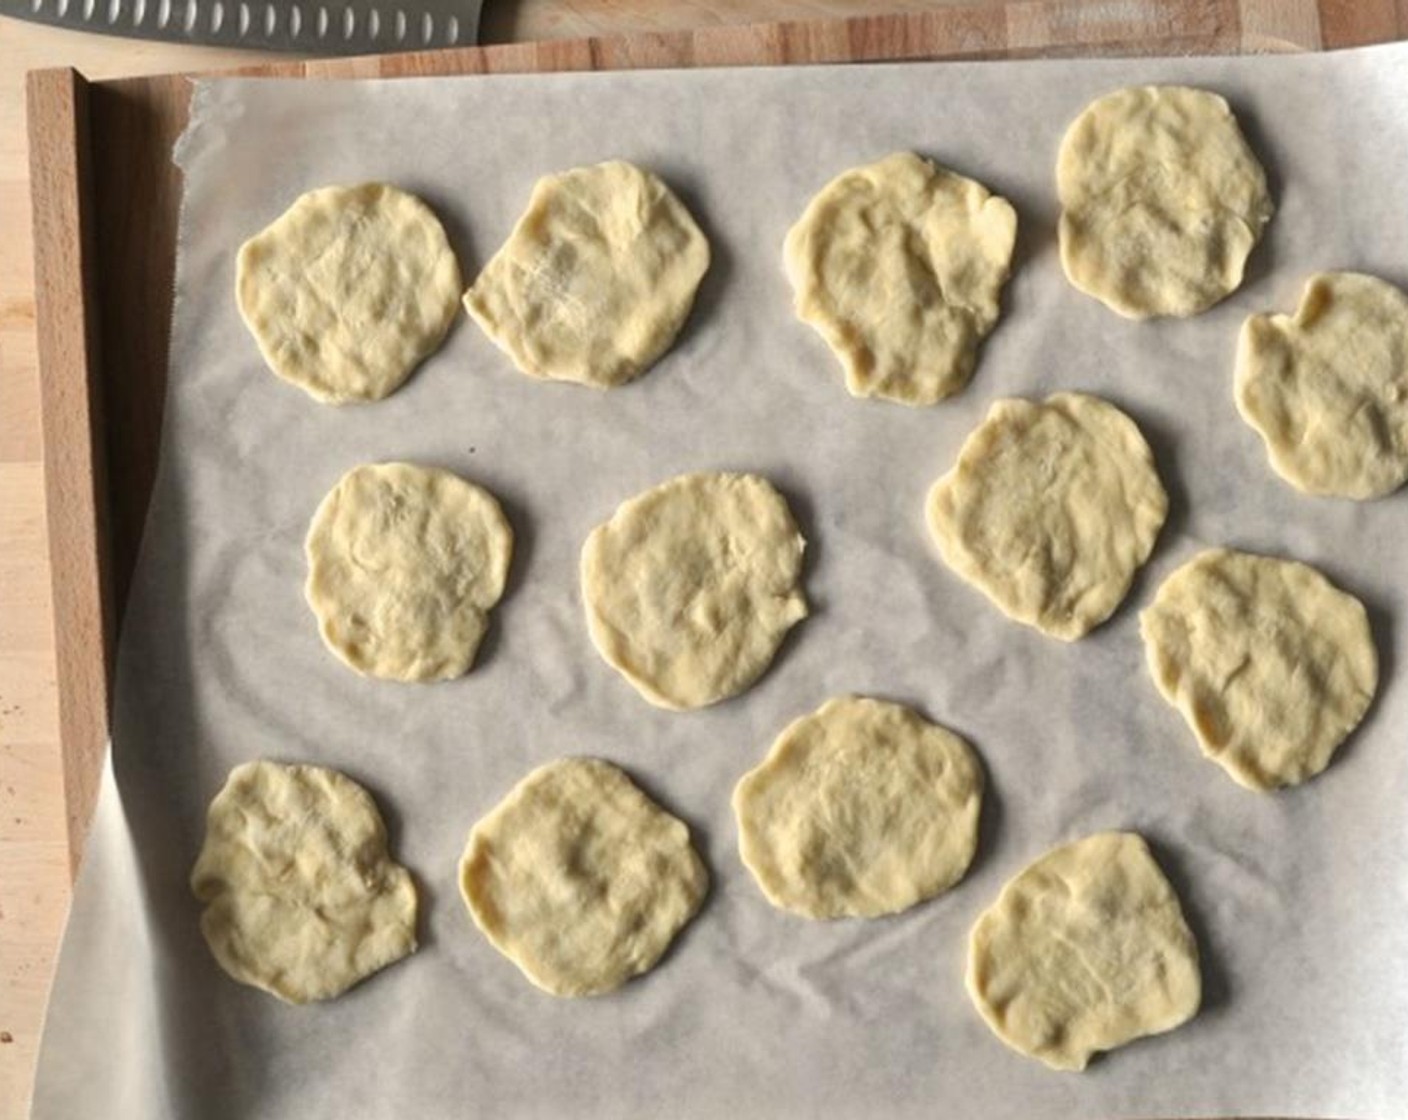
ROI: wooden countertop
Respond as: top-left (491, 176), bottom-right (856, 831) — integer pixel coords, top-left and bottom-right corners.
top-left (0, 2), bottom-right (1389, 1116)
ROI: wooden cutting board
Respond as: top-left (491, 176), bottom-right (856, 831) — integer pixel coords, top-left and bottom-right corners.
top-left (24, 0), bottom-right (1408, 879)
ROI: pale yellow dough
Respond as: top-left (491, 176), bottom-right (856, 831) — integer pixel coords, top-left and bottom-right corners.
top-left (460, 758), bottom-right (708, 997)
top-left (784, 152), bottom-right (1018, 406)
top-left (581, 472), bottom-right (808, 710)
top-left (463, 161), bottom-right (710, 388)
top-left (926, 392), bottom-right (1167, 640)
top-left (191, 761), bottom-right (418, 1004)
top-left (967, 832), bottom-right (1201, 1072)
top-left (1058, 86), bottom-right (1273, 318)
top-left (733, 696), bottom-right (983, 919)
top-left (1140, 548), bottom-right (1377, 791)
top-left (237, 183), bottom-right (462, 403)
top-left (305, 462), bottom-right (513, 682)
top-left (1236, 272), bottom-right (1408, 499)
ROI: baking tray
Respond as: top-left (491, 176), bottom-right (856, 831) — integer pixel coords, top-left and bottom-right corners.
top-left (23, 5), bottom-right (1408, 1117)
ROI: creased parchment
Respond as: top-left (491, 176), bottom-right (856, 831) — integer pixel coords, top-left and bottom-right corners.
top-left (33, 44), bottom-right (1408, 1119)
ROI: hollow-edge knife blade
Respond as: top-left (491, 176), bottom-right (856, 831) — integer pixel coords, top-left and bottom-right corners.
top-left (1, 0), bottom-right (480, 54)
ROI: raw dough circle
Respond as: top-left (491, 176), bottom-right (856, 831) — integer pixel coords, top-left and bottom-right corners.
top-left (463, 161), bottom-right (710, 388)
top-left (237, 183), bottom-right (462, 403)
top-left (1140, 548), bottom-right (1377, 791)
top-left (581, 472), bottom-right (809, 709)
top-left (305, 462), bottom-right (513, 682)
top-left (733, 696), bottom-right (983, 919)
top-left (967, 831), bottom-right (1201, 1072)
top-left (926, 392), bottom-right (1168, 640)
top-left (190, 760), bottom-right (418, 1004)
top-left (1057, 86), bottom-right (1273, 318)
top-left (1235, 272), bottom-right (1408, 499)
top-left (784, 152), bottom-right (1018, 406)
top-left (459, 758), bottom-right (708, 997)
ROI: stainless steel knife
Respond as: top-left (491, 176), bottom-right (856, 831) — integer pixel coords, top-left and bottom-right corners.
top-left (1, 0), bottom-right (480, 53)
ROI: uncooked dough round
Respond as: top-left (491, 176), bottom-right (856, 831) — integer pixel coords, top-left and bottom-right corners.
top-left (733, 696), bottom-right (983, 919)
top-left (459, 758), bottom-right (708, 997)
top-left (581, 472), bottom-right (808, 710)
top-left (1140, 548), bottom-right (1377, 791)
top-left (237, 183), bottom-right (462, 403)
top-left (305, 462), bottom-right (513, 682)
top-left (784, 152), bottom-right (1018, 406)
top-left (190, 760), bottom-right (418, 1004)
top-left (1236, 272), bottom-right (1408, 499)
top-left (463, 161), bottom-right (710, 388)
top-left (926, 392), bottom-right (1168, 640)
top-left (1058, 86), bottom-right (1273, 319)
top-left (967, 831), bottom-right (1201, 1072)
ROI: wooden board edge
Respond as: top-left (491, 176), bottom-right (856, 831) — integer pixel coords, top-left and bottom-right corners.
top-left (206, 0), bottom-right (1261, 81)
top-left (26, 66), bottom-right (115, 880)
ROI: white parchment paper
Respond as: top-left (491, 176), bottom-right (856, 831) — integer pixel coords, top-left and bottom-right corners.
top-left (32, 44), bottom-right (1408, 1120)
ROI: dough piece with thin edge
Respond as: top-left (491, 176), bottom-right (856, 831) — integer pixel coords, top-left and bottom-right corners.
top-left (191, 760), bottom-right (418, 1004)
top-left (464, 161), bottom-right (710, 388)
top-left (1235, 271), bottom-right (1408, 499)
top-left (967, 831), bottom-right (1201, 1072)
top-left (926, 392), bottom-right (1167, 640)
top-left (581, 471), bottom-right (808, 709)
top-left (784, 152), bottom-right (1018, 406)
top-left (1058, 86), bottom-right (1273, 318)
top-left (1140, 548), bottom-right (1377, 791)
top-left (237, 183), bottom-right (462, 403)
top-left (459, 757), bottom-right (708, 997)
top-left (734, 696), bottom-right (983, 919)
top-left (305, 462), bottom-right (513, 682)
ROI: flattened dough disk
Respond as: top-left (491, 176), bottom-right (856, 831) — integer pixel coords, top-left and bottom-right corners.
top-left (237, 183), bottom-right (462, 403)
top-left (734, 696), bottom-right (983, 919)
top-left (460, 758), bottom-right (708, 997)
top-left (967, 832), bottom-right (1201, 1072)
top-left (581, 472), bottom-right (808, 709)
top-left (1058, 86), bottom-right (1273, 318)
top-left (464, 161), bottom-right (710, 388)
top-left (191, 761), bottom-right (418, 1004)
top-left (1141, 548), bottom-right (1377, 791)
top-left (305, 462), bottom-right (513, 682)
top-left (784, 152), bottom-right (1017, 406)
top-left (1236, 272), bottom-right (1408, 499)
top-left (926, 392), bottom-right (1167, 640)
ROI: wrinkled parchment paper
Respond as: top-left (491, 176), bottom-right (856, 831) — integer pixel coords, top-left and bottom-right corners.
top-left (33, 44), bottom-right (1408, 1119)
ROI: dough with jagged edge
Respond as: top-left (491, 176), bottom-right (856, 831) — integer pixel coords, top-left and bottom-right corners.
top-left (191, 760), bottom-right (418, 1004)
top-left (784, 152), bottom-right (1017, 405)
top-left (967, 831), bottom-right (1201, 1071)
top-left (1141, 548), bottom-right (1377, 791)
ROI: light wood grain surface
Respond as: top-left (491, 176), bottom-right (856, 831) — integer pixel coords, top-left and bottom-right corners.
top-left (1, 2), bottom-right (1403, 1118)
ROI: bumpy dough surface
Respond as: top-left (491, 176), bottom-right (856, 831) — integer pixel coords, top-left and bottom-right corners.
top-left (305, 462), bottom-right (513, 682)
top-left (237, 183), bottom-right (462, 403)
top-left (1058, 86), bottom-right (1273, 318)
top-left (1236, 272), bottom-right (1408, 499)
top-left (463, 161), bottom-right (710, 388)
top-left (784, 152), bottom-right (1018, 406)
top-left (926, 392), bottom-right (1167, 640)
top-left (460, 758), bottom-right (708, 997)
top-left (1140, 548), bottom-right (1377, 791)
top-left (581, 472), bottom-right (808, 709)
top-left (190, 761), bottom-right (418, 1004)
top-left (967, 831), bottom-right (1201, 1072)
top-left (733, 696), bottom-right (983, 919)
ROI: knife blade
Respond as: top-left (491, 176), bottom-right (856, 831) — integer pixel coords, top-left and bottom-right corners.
top-left (1, 0), bottom-right (480, 53)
